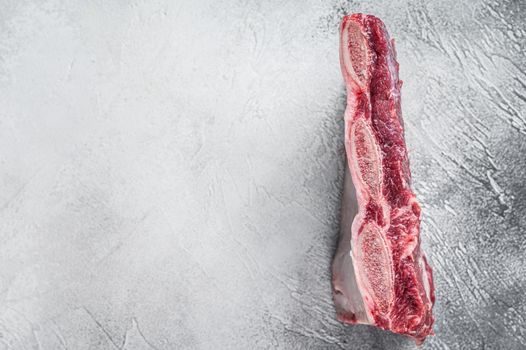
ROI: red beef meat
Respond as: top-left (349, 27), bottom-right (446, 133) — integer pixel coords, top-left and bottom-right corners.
top-left (332, 14), bottom-right (435, 344)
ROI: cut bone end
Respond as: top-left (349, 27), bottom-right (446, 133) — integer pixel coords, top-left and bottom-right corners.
top-left (350, 118), bottom-right (382, 198)
top-left (341, 17), bottom-right (369, 89)
top-left (354, 224), bottom-right (394, 316)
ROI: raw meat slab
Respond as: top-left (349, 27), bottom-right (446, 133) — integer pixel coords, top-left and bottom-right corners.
top-left (332, 14), bottom-right (435, 344)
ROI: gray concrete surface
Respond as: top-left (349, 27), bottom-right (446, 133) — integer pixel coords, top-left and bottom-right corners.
top-left (0, 0), bottom-right (525, 349)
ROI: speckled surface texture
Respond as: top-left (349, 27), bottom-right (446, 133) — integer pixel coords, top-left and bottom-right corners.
top-left (0, 1), bottom-right (524, 349)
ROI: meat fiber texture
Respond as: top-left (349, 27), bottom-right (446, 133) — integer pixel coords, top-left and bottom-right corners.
top-left (332, 14), bottom-right (435, 344)
top-left (1, 1), bottom-right (525, 349)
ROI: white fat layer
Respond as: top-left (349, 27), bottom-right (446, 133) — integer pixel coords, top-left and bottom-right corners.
top-left (332, 165), bottom-right (372, 324)
top-left (421, 256), bottom-right (432, 304)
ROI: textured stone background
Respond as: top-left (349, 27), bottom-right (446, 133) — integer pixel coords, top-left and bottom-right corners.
top-left (0, 0), bottom-right (524, 349)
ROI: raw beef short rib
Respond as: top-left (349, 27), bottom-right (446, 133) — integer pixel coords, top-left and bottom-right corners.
top-left (332, 14), bottom-right (435, 344)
